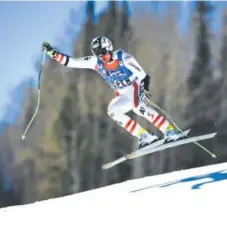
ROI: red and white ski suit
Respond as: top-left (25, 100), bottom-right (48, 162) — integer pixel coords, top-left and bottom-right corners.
top-left (53, 49), bottom-right (171, 138)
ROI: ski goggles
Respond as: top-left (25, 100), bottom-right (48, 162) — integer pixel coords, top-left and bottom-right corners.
top-left (93, 48), bottom-right (108, 57)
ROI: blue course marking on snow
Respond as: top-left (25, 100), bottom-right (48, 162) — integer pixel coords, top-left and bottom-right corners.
top-left (130, 169), bottom-right (227, 192)
top-left (159, 169), bottom-right (227, 189)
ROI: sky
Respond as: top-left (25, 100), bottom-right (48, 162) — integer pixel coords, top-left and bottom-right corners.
top-left (0, 1), bottom-right (109, 122)
top-left (0, 1), bottom-right (225, 123)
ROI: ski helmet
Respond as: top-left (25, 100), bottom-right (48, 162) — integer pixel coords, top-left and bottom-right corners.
top-left (91, 36), bottom-right (113, 57)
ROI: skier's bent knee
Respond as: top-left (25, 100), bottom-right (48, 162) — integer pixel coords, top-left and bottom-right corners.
top-left (107, 109), bottom-right (116, 119)
top-left (107, 108), bottom-right (121, 121)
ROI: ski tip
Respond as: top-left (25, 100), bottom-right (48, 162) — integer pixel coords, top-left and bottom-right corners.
top-left (21, 135), bottom-right (26, 140)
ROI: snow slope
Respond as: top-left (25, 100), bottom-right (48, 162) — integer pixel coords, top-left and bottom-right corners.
top-left (0, 162), bottom-right (227, 241)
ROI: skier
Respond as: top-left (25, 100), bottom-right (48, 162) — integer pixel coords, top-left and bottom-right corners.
top-left (42, 36), bottom-right (184, 148)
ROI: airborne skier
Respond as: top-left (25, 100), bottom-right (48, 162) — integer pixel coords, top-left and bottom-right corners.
top-left (42, 36), bottom-right (184, 148)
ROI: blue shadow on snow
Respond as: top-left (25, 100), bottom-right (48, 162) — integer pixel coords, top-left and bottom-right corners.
top-left (130, 169), bottom-right (227, 193)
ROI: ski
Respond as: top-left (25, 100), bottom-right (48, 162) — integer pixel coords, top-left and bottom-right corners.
top-left (102, 129), bottom-right (190, 170)
top-left (128, 131), bottom-right (217, 159)
top-left (102, 131), bottom-right (217, 170)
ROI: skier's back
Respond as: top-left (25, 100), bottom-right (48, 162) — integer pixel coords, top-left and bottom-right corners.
top-left (42, 36), bottom-right (184, 148)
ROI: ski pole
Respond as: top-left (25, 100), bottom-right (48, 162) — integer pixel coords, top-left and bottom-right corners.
top-left (21, 52), bottom-right (46, 140)
top-left (148, 99), bottom-right (217, 158)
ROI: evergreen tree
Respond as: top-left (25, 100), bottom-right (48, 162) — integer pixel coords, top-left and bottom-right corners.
top-left (185, 1), bottom-right (218, 167)
top-left (216, 10), bottom-right (227, 162)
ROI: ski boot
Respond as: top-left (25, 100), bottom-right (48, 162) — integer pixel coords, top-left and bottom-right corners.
top-left (138, 132), bottom-right (158, 149)
top-left (164, 124), bottom-right (185, 143)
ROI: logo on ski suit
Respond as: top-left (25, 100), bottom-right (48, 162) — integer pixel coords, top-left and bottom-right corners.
top-left (125, 153), bottom-right (136, 159)
top-left (96, 50), bottom-right (134, 90)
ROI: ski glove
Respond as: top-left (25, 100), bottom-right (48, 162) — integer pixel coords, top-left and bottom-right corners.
top-left (139, 75), bottom-right (152, 105)
top-left (139, 90), bottom-right (152, 105)
top-left (42, 42), bottom-right (57, 58)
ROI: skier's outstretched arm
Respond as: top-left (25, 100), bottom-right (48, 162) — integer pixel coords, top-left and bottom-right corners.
top-left (42, 42), bottom-right (97, 70)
